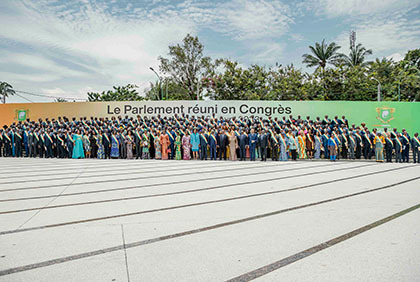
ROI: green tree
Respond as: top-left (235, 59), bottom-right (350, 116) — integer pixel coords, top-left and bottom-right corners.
top-left (0, 81), bottom-right (16, 104)
top-left (87, 84), bottom-right (144, 101)
top-left (204, 60), bottom-right (269, 100)
top-left (302, 40), bottom-right (342, 71)
top-left (267, 64), bottom-right (310, 100)
top-left (145, 78), bottom-right (190, 100)
top-left (368, 58), bottom-right (396, 101)
top-left (158, 34), bottom-right (219, 100)
top-left (338, 43), bottom-right (373, 67)
top-left (394, 50), bottom-right (420, 101)
top-left (400, 49), bottom-right (420, 69)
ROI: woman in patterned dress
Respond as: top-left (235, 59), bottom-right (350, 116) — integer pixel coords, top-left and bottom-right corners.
top-left (297, 130), bottom-right (307, 159)
top-left (279, 132), bottom-right (288, 161)
top-left (305, 129), bottom-right (314, 159)
top-left (97, 132), bottom-right (105, 159)
top-left (110, 130), bottom-right (120, 159)
top-left (83, 131), bottom-right (91, 158)
top-left (126, 131), bottom-right (134, 159)
top-left (154, 134), bottom-right (162, 160)
top-left (182, 131), bottom-right (191, 160)
top-left (314, 131), bottom-right (322, 159)
top-left (175, 134), bottom-right (182, 160)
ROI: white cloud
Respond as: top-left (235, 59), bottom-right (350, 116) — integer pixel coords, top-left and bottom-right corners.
top-left (312, 0), bottom-right (420, 17)
top-left (178, 0), bottom-right (292, 40)
top-left (335, 17), bottom-right (420, 58)
top-left (387, 53), bottom-right (404, 62)
top-left (213, 0), bottom-right (292, 40)
top-left (0, 0), bottom-right (295, 103)
top-left (0, 0), bottom-right (195, 103)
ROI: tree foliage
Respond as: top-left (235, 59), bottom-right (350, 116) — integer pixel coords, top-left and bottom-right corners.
top-left (0, 81), bottom-right (15, 103)
top-left (302, 39), bottom-right (342, 70)
top-left (87, 84), bottom-right (144, 102)
top-left (158, 34), bottom-right (219, 100)
top-left (338, 43), bottom-right (373, 67)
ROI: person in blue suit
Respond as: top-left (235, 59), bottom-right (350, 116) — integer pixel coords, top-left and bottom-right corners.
top-left (167, 126), bottom-right (176, 160)
top-left (248, 128), bottom-right (258, 161)
top-left (238, 129), bottom-right (249, 161)
top-left (199, 129), bottom-right (209, 160)
top-left (209, 128), bottom-right (218, 160)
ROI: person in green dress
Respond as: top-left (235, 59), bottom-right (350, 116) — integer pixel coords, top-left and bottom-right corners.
top-left (175, 134), bottom-right (182, 160)
top-left (72, 129), bottom-right (85, 159)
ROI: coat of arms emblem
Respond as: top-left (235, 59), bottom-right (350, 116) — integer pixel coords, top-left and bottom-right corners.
top-left (376, 106), bottom-right (395, 124)
top-left (15, 109), bottom-right (29, 121)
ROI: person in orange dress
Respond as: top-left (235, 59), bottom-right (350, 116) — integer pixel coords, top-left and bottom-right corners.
top-left (160, 129), bottom-right (170, 160)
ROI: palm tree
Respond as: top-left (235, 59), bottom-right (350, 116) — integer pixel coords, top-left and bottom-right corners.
top-left (0, 82), bottom-right (16, 103)
top-left (339, 43), bottom-right (372, 67)
top-left (302, 40), bottom-right (342, 71)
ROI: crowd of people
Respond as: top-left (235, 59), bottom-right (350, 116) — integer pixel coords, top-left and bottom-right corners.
top-left (0, 114), bottom-right (419, 163)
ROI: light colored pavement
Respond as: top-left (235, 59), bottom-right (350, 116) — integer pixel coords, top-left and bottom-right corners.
top-left (0, 158), bottom-right (419, 282)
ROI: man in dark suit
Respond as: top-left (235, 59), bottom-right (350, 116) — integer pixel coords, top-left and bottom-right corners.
top-left (103, 130), bottom-right (111, 159)
top-left (209, 128), bottom-right (218, 160)
top-left (14, 129), bottom-right (23, 157)
top-left (238, 129), bottom-right (248, 161)
top-left (401, 130), bottom-right (410, 163)
top-left (44, 129), bottom-right (54, 158)
top-left (199, 129), bottom-right (209, 160)
top-left (249, 128), bottom-right (258, 161)
top-left (134, 127), bottom-right (142, 159)
top-left (218, 129), bottom-right (228, 161)
top-left (394, 133), bottom-right (403, 163)
top-left (167, 126), bottom-right (176, 160)
top-left (270, 130), bottom-right (279, 161)
top-left (412, 132), bottom-right (420, 164)
top-left (384, 133), bottom-right (394, 163)
top-left (259, 129), bottom-right (268, 161)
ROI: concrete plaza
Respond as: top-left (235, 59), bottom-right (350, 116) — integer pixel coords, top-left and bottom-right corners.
top-left (0, 158), bottom-right (419, 282)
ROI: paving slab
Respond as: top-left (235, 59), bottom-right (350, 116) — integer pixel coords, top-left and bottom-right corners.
top-left (0, 159), bottom-right (419, 282)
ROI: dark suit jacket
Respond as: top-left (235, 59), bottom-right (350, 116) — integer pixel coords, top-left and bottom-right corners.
top-left (219, 134), bottom-right (228, 148)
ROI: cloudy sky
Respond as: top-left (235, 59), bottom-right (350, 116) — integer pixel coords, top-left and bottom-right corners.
top-left (1, 0), bottom-right (420, 102)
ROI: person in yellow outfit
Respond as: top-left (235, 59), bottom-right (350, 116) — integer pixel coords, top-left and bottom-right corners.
top-left (297, 131), bottom-right (307, 159)
top-left (373, 132), bottom-right (385, 162)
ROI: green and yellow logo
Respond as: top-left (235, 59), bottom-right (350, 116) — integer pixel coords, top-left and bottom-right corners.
top-left (376, 106), bottom-right (395, 124)
top-left (15, 109), bottom-right (29, 121)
